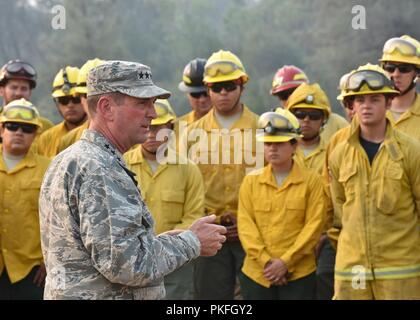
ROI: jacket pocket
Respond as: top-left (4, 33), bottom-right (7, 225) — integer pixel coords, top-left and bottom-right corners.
top-left (338, 165), bottom-right (358, 199)
top-left (377, 163), bottom-right (403, 214)
top-left (285, 196), bottom-right (306, 226)
top-left (161, 190), bottom-right (185, 222)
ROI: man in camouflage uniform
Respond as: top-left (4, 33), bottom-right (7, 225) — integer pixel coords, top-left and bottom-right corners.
top-left (39, 60), bottom-right (226, 300)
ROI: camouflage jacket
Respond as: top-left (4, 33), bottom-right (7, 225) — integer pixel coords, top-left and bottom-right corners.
top-left (39, 129), bottom-right (200, 300)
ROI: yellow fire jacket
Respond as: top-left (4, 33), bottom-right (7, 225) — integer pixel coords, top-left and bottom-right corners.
top-left (329, 122), bottom-right (420, 281)
top-left (387, 93), bottom-right (420, 141)
top-left (0, 149), bottom-right (50, 283)
top-left (124, 146), bottom-right (205, 235)
top-left (238, 162), bottom-right (326, 287)
top-left (183, 105), bottom-right (259, 222)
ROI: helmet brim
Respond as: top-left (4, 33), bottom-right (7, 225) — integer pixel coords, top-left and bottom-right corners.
top-left (178, 82), bottom-right (207, 93)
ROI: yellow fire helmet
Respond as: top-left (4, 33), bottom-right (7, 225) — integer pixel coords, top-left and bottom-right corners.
top-left (76, 58), bottom-right (105, 94)
top-left (151, 99), bottom-right (177, 126)
top-left (286, 83), bottom-right (331, 119)
top-left (0, 98), bottom-right (42, 128)
top-left (203, 50), bottom-right (249, 84)
top-left (257, 109), bottom-right (302, 143)
top-left (340, 63), bottom-right (400, 99)
top-left (52, 66), bottom-right (80, 98)
top-left (380, 35), bottom-right (420, 67)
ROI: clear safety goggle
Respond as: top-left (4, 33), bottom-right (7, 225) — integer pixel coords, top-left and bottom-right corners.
top-left (204, 61), bottom-right (244, 78)
top-left (346, 70), bottom-right (394, 92)
top-left (4, 60), bottom-right (36, 76)
top-left (258, 112), bottom-right (299, 134)
top-left (383, 38), bottom-right (420, 58)
top-left (3, 105), bottom-right (38, 121)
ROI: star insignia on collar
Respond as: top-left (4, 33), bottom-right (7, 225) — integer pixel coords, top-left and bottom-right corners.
top-left (145, 72), bottom-right (151, 79)
top-left (138, 71), bottom-right (144, 79)
top-left (104, 144), bottom-right (110, 149)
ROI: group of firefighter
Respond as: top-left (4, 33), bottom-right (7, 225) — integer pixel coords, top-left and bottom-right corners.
top-left (0, 34), bottom-right (419, 300)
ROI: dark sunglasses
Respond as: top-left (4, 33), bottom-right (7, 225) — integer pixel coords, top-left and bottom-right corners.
top-left (208, 81), bottom-right (239, 93)
top-left (293, 110), bottom-right (324, 121)
top-left (4, 122), bottom-right (37, 134)
top-left (275, 88), bottom-right (295, 101)
top-left (5, 61), bottom-right (37, 76)
top-left (383, 63), bottom-right (416, 74)
top-left (56, 96), bottom-right (81, 105)
top-left (190, 91), bottom-right (208, 99)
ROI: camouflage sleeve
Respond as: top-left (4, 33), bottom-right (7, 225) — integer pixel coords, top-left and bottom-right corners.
top-left (78, 167), bottom-right (201, 287)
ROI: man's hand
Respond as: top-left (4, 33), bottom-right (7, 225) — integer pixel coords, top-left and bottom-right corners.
top-left (220, 212), bottom-right (239, 241)
top-left (263, 259), bottom-right (288, 284)
top-left (33, 263), bottom-right (47, 287)
top-left (189, 215), bottom-right (227, 256)
top-left (272, 276), bottom-right (288, 286)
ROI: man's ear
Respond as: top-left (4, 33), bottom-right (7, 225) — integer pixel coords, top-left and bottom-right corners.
top-left (385, 96), bottom-right (393, 110)
top-left (96, 95), bottom-right (114, 121)
top-left (0, 86), bottom-right (5, 97)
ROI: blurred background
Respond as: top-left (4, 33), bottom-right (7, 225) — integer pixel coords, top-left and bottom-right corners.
top-left (0, 0), bottom-right (419, 123)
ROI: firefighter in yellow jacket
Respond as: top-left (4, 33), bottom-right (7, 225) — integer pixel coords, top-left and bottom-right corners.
top-left (37, 66), bottom-right (87, 157)
top-left (57, 58), bottom-right (104, 153)
top-left (183, 50), bottom-right (260, 299)
top-left (237, 109), bottom-right (326, 299)
top-left (380, 35), bottom-right (420, 140)
top-left (285, 83), bottom-right (330, 175)
top-left (328, 63), bottom-right (420, 300)
top-left (124, 99), bottom-right (205, 299)
top-left (0, 99), bottom-right (50, 299)
top-left (177, 58), bottom-right (212, 125)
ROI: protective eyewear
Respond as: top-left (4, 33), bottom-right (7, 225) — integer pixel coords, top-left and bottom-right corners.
top-left (189, 91), bottom-right (208, 99)
top-left (258, 113), bottom-right (299, 134)
top-left (382, 63), bottom-right (417, 74)
top-left (4, 122), bottom-right (37, 134)
top-left (208, 81), bottom-right (240, 93)
top-left (383, 38), bottom-right (420, 58)
top-left (275, 88), bottom-right (295, 101)
top-left (56, 96), bottom-right (82, 105)
top-left (4, 106), bottom-right (38, 121)
top-left (4, 60), bottom-right (36, 76)
top-left (293, 110), bottom-right (324, 121)
top-left (204, 61), bottom-right (244, 78)
top-left (346, 70), bottom-right (394, 92)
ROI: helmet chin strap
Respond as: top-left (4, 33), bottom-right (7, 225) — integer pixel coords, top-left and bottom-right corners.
top-left (393, 74), bottom-right (418, 96)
